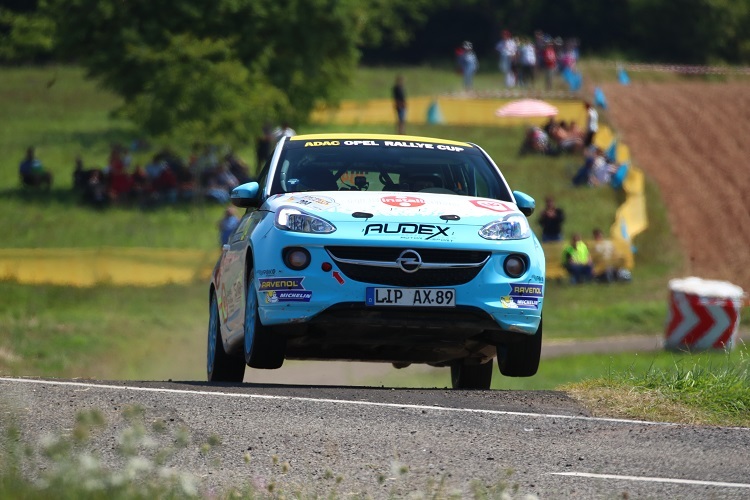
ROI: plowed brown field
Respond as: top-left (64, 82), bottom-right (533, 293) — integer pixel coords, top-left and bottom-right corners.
top-left (598, 81), bottom-right (750, 291)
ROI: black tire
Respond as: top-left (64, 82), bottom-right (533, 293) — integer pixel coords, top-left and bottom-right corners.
top-left (207, 292), bottom-right (246, 383)
top-left (451, 358), bottom-right (493, 389)
top-left (497, 318), bottom-right (543, 377)
top-left (244, 270), bottom-right (285, 369)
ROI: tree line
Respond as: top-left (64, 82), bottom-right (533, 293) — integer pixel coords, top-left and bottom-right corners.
top-left (1, 0), bottom-right (749, 145)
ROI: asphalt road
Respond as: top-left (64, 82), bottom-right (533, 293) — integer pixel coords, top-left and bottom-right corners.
top-left (2, 377), bottom-right (749, 499)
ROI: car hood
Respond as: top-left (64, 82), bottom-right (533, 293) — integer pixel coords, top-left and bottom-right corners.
top-left (265, 191), bottom-right (525, 225)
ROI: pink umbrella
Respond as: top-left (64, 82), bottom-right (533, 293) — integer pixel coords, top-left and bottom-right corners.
top-left (495, 99), bottom-right (558, 118)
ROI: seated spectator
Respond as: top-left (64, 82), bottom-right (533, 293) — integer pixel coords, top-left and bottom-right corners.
top-left (572, 147), bottom-right (616, 187)
top-left (549, 121), bottom-right (583, 154)
top-left (225, 152), bottom-right (252, 184)
top-left (562, 232), bottom-right (593, 284)
top-left (590, 228), bottom-right (632, 283)
top-left (19, 146), bottom-right (53, 189)
top-left (538, 196), bottom-right (565, 242)
top-left (218, 207), bottom-right (240, 246)
top-left (72, 155), bottom-right (95, 192)
top-left (519, 126), bottom-right (555, 156)
top-left (84, 170), bottom-right (110, 209)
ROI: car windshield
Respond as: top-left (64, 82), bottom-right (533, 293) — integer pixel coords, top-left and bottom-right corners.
top-left (268, 138), bottom-right (514, 202)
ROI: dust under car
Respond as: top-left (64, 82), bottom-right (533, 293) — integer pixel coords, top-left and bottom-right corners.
top-left (207, 133), bottom-right (545, 389)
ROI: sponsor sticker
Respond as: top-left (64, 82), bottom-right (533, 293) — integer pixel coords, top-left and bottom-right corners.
top-left (509, 284), bottom-right (544, 297)
top-left (363, 222), bottom-right (451, 240)
top-left (500, 296), bottom-right (540, 309)
top-left (256, 269), bottom-right (278, 277)
top-left (381, 196), bottom-right (425, 208)
top-left (258, 277), bottom-right (305, 291)
top-left (266, 290), bottom-right (313, 303)
top-left (470, 199), bottom-right (515, 213)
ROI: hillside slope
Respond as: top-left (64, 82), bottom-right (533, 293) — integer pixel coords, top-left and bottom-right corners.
top-left (600, 81), bottom-right (750, 292)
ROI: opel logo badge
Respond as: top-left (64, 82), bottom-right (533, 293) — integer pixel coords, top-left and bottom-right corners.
top-left (396, 249), bottom-right (422, 273)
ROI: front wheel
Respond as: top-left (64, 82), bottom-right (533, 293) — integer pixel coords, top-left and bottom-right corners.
top-left (244, 270), bottom-right (285, 369)
top-left (497, 319), bottom-right (543, 377)
top-left (451, 358), bottom-right (493, 389)
top-left (207, 292), bottom-right (245, 382)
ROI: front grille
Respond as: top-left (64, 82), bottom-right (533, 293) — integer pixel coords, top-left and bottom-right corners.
top-left (325, 246), bottom-right (490, 287)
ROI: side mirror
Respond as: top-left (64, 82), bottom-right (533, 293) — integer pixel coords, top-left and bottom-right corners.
top-left (513, 190), bottom-right (535, 217)
top-left (230, 182), bottom-right (261, 208)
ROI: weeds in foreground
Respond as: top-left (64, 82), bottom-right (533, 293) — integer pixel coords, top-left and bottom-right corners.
top-left (0, 406), bottom-right (538, 499)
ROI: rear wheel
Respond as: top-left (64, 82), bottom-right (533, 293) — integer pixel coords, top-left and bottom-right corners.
top-left (207, 292), bottom-right (245, 382)
top-left (497, 319), bottom-right (543, 377)
top-left (451, 358), bottom-right (493, 389)
top-left (244, 270), bottom-right (285, 369)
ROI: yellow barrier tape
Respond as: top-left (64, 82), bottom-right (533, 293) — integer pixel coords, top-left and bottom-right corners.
top-left (0, 248), bottom-right (217, 287)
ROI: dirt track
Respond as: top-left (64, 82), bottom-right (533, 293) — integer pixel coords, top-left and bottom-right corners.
top-left (598, 81), bottom-right (750, 292)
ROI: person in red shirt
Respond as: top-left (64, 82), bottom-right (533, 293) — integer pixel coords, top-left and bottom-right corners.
top-left (542, 41), bottom-right (557, 90)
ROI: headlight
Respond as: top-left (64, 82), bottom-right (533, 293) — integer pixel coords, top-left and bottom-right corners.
top-left (275, 207), bottom-right (336, 234)
top-left (478, 214), bottom-right (531, 240)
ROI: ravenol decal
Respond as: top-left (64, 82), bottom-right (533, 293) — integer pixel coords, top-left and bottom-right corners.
top-left (509, 284), bottom-right (544, 297)
top-left (259, 277), bottom-right (305, 291)
top-left (364, 223), bottom-right (450, 240)
top-left (265, 291), bottom-right (313, 303)
top-left (381, 196), bottom-right (425, 207)
top-left (470, 199), bottom-right (515, 213)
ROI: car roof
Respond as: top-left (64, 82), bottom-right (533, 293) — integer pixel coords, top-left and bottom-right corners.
top-left (289, 133), bottom-right (474, 148)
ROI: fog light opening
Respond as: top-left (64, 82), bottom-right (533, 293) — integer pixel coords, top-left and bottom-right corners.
top-left (284, 247), bottom-right (311, 270)
top-left (504, 255), bottom-right (527, 278)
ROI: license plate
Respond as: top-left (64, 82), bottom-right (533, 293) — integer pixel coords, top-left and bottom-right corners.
top-left (365, 287), bottom-right (455, 307)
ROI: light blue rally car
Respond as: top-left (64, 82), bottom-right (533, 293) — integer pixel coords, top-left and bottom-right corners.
top-left (208, 133), bottom-right (545, 389)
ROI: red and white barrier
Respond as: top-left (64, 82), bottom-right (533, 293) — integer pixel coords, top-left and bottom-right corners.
top-left (665, 277), bottom-right (745, 351)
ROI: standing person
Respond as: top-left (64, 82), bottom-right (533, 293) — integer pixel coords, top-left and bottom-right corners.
top-left (459, 41), bottom-right (478, 91)
top-left (273, 122), bottom-right (296, 142)
top-left (392, 75), bottom-right (407, 135)
top-left (218, 207), bottom-right (240, 246)
top-left (255, 124), bottom-right (274, 172)
top-left (494, 30), bottom-right (517, 88)
top-left (538, 196), bottom-right (565, 242)
top-left (19, 146), bottom-right (53, 189)
top-left (584, 101), bottom-right (599, 147)
top-left (562, 233), bottom-right (593, 284)
top-left (517, 37), bottom-right (536, 88)
top-left (542, 39), bottom-right (557, 90)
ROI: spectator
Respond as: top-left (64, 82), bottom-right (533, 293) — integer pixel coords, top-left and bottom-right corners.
top-left (85, 170), bottom-right (109, 209)
top-left (519, 126), bottom-right (553, 156)
top-left (72, 155), bottom-right (94, 192)
top-left (218, 207), bottom-right (241, 246)
top-left (538, 196), bottom-right (565, 242)
top-left (495, 30), bottom-right (517, 88)
top-left (225, 151), bottom-right (252, 184)
top-left (517, 37), bottom-right (536, 88)
top-left (541, 39), bottom-right (557, 90)
top-left (392, 75), bottom-right (407, 135)
top-left (590, 228), bottom-right (616, 283)
top-left (19, 146), bottom-right (53, 189)
top-left (273, 122), bottom-right (296, 141)
top-left (562, 233), bottom-right (593, 284)
top-left (255, 124), bottom-right (274, 172)
top-left (584, 101), bottom-right (599, 147)
top-left (458, 41), bottom-right (479, 91)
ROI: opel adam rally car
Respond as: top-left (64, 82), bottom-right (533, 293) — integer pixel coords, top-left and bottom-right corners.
top-left (208, 133), bottom-right (545, 389)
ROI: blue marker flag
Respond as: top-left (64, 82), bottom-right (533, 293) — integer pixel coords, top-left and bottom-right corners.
top-left (594, 87), bottom-right (608, 109)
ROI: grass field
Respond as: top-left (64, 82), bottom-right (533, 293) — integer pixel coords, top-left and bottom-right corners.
top-left (0, 63), bottom-right (740, 391)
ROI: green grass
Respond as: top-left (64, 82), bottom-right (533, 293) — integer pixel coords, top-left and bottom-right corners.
top-left (0, 281), bottom-right (206, 380)
top-left (565, 345), bottom-right (750, 427)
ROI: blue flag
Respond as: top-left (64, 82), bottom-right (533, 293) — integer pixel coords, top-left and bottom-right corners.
top-left (618, 67), bottom-right (631, 85)
top-left (594, 87), bottom-right (608, 109)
